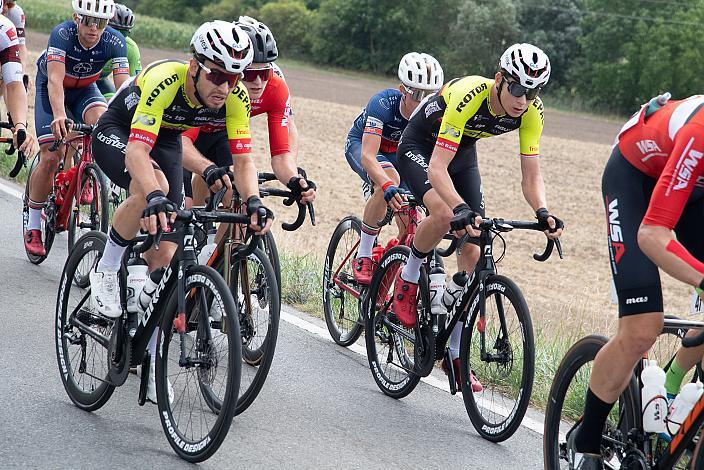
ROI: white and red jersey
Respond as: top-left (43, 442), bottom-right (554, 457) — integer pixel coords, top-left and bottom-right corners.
top-left (3, 3), bottom-right (24, 45)
top-left (616, 95), bottom-right (704, 229)
top-left (0, 14), bottom-right (22, 84)
top-left (184, 64), bottom-right (293, 157)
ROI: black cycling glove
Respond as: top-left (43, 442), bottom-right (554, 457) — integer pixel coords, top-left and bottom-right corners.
top-left (202, 164), bottom-right (232, 188)
top-left (286, 175), bottom-right (317, 200)
top-left (450, 203), bottom-right (478, 232)
top-left (142, 190), bottom-right (177, 220)
top-left (536, 207), bottom-right (564, 232)
top-left (246, 196), bottom-right (274, 229)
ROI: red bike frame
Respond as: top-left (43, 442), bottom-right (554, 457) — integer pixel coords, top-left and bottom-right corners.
top-left (53, 131), bottom-right (94, 232)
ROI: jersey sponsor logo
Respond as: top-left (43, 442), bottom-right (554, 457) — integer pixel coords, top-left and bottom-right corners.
top-left (404, 150), bottom-right (429, 170)
top-left (456, 82), bottom-right (488, 112)
top-left (129, 130), bottom-right (156, 147)
top-left (495, 125), bottom-right (512, 132)
top-left (124, 92), bottom-right (140, 110)
top-left (635, 139), bottom-right (667, 162)
top-left (379, 97), bottom-right (391, 110)
top-left (47, 46), bottom-right (66, 62)
top-left (5, 27), bottom-right (17, 42)
top-left (440, 123), bottom-right (461, 139)
top-left (365, 116), bottom-right (383, 129)
top-left (132, 113), bottom-right (157, 126)
top-left (607, 197), bottom-right (625, 264)
top-left (58, 28), bottom-right (71, 41)
top-left (435, 137), bottom-right (459, 153)
top-left (96, 131), bottom-right (127, 153)
top-left (145, 73), bottom-right (179, 106)
top-left (671, 142), bottom-right (703, 192)
top-left (425, 100), bottom-right (442, 117)
top-left (73, 62), bottom-right (92, 74)
top-left (625, 296), bottom-right (649, 305)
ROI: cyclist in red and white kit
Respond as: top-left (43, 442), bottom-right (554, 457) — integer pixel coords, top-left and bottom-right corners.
top-left (182, 16), bottom-right (315, 206)
top-left (0, 0), bottom-right (34, 159)
top-left (2, 1), bottom-right (26, 83)
top-left (569, 94), bottom-right (704, 469)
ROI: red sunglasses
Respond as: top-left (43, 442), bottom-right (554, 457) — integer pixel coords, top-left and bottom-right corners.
top-left (197, 61), bottom-right (241, 88)
top-left (242, 67), bottom-right (272, 83)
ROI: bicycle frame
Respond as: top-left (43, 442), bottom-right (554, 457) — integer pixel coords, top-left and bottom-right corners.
top-left (54, 132), bottom-right (94, 232)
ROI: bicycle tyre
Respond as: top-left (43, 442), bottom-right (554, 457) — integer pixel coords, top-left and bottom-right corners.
top-left (55, 230), bottom-right (115, 411)
top-left (460, 274), bottom-right (534, 442)
top-left (157, 264), bottom-right (242, 463)
top-left (68, 163), bottom-right (110, 252)
top-left (364, 245), bottom-right (422, 399)
top-left (22, 152), bottom-right (54, 264)
top-left (261, 231), bottom-right (282, 299)
top-left (323, 215), bottom-right (364, 347)
top-left (543, 334), bottom-right (640, 469)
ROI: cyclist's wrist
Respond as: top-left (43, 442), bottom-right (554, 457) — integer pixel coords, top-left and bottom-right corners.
top-left (536, 207), bottom-right (549, 219)
top-left (452, 202), bottom-right (470, 215)
top-left (381, 181), bottom-right (395, 192)
top-left (146, 190), bottom-right (166, 202)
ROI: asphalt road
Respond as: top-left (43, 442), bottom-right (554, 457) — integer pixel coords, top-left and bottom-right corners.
top-left (0, 179), bottom-right (544, 468)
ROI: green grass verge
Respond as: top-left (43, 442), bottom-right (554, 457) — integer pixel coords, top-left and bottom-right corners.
top-left (0, 146), bottom-right (28, 184)
top-left (24, 0), bottom-right (192, 51)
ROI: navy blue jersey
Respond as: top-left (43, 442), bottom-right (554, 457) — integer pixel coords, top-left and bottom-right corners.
top-left (348, 88), bottom-right (408, 154)
top-left (37, 21), bottom-right (128, 89)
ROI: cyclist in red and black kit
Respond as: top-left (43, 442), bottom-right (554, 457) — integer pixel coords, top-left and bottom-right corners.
top-left (568, 95), bottom-right (704, 469)
top-left (182, 16), bottom-right (315, 206)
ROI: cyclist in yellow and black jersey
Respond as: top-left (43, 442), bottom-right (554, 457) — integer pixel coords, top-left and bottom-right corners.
top-left (393, 43), bottom-right (564, 390)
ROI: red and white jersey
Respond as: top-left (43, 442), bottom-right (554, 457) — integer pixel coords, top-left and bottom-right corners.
top-left (184, 63), bottom-right (293, 157)
top-left (3, 3), bottom-right (24, 45)
top-left (616, 95), bottom-right (704, 229)
top-left (0, 14), bottom-right (22, 83)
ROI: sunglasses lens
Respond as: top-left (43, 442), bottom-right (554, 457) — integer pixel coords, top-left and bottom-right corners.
top-left (243, 68), bottom-right (272, 82)
top-left (207, 69), bottom-right (239, 87)
top-left (526, 88), bottom-right (540, 100)
top-left (81, 16), bottom-right (107, 28)
top-left (506, 79), bottom-right (540, 100)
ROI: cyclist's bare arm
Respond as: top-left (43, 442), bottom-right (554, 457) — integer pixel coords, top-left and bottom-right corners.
top-left (428, 145), bottom-right (464, 209)
top-left (639, 224), bottom-right (704, 289)
top-left (519, 156), bottom-right (547, 211)
top-left (288, 115), bottom-right (299, 161)
top-left (181, 134), bottom-right (219, 176)
top-left (112, 70), bottom-right (129, 90)
top-left (231, 153), bottom-right (259, 201)
top-left (18, 44), bottom-right (26, 74)
top-left (360, 132), bottom-right (389, 188)
top-left (270, 146), bottom-right (315, 202)
top-left (46, 61), bottom-right (68, 138)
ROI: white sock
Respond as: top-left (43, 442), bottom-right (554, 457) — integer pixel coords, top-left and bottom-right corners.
top-left (357, 230), bottom-right (377, 259)
top-left (400, 248), bottom-right (423, 283)
top-left (28, 207), bottom-right (42, 231)
top-left (97, 231), bottom-right (127, 271)
top-left (449, 321), bottom-right (462, 360)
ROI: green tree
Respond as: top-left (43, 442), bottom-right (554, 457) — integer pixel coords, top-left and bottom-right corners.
top-left (200, 0), bottom-right (246, 21)
top-left (259, 1), bottom-right (316, 58)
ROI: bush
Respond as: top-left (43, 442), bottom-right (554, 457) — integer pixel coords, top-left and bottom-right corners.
top-left (23, 0), bottom-right (194, 51)
top-left (200, 0), bottom-right (246, 22)
top-left (258, 1), bottom-right (315, 58)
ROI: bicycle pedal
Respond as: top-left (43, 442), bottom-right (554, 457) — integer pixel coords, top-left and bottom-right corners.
top-left (137, 352), bottom-right (150, 406)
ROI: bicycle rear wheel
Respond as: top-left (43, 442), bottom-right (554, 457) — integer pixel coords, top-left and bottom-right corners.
top-left (364, 245), bottom-right (423, 399)
top-left (460, 275), bottom-right (534, 442)
top-left (323, 215), bottom-right (364, 346)
top-left (543, 335), bottom-right (639, 469)
top-left (68, 163), bottom-right (109, 252)
top-left (157, 264), bottom-right (241, 463)
top-left (55, 231), bottom-right (115, 411)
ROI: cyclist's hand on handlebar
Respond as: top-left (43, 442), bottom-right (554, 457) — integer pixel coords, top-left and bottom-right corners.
top-left (381, 181), bottom-right (404, 211)
top-left (203, 164), bottom-right (233, 193)
top-left (14, 126), bottom-right (34, 155)
top-left (287, 175), bottom-right (317, 204)
top-left (141, 190), bottom-right (177, 235)
top-left (246, 196), bottom-right (274, 234)
top-left (450, 203), bottom-right (481, 238)
top-left (536, 207), bottom-right (564, 240)
top-left (50, 116), bottom-right (70, 141)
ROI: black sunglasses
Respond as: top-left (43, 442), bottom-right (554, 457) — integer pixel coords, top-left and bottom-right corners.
top-left (502, 76), bottom-right (541, 100)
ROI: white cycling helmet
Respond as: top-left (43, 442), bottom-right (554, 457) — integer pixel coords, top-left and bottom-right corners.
top-left (72, 0), bottom-right (116, 19)
top-left (499, 43), bottom-right (551, 89)
top-left (191, 20), bottom-right (254, 74)
top-left (398, 52), bottom-right (444, 91)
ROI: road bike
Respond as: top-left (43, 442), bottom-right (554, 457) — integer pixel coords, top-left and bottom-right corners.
top-left (365, 217), bottom-right (563, 442)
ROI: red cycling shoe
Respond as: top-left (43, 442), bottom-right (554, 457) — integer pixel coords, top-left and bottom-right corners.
top-left (24, 229), bottom-right (46, 256)
top-left (352, 256), bottom-right (374, 285)
top-left (442, 356), bottom-right (483, 393)
top-left (391, 270), bottom-right (418, 328)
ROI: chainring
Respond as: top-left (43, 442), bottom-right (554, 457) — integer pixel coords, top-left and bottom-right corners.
top-left (107, 319), bottom-right (131, 386)
top-left (620, 448), bottom-right (648, 470)
top-left (413, 323), bottom-right (436, 377)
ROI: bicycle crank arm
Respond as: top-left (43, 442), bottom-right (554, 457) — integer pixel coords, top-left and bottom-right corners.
top-left (69, 314), bottom-right (110, 349)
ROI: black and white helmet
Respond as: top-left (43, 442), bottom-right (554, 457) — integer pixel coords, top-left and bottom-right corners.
top-left (499, 43), bottom-right (551, 89)
top-left (191, 21), bottom-right (254, 74)
top-left (110, 3), bottom-right (135, 31)
top-left (236, 16), bottom-right (278, 63)
top-left (72, 0), bottom-right (115, 19)
top-left (398, 52), bottom-right (444, 91)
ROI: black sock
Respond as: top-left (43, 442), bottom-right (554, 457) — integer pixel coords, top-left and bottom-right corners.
top-left (574, 387), bottom-right (615, 454)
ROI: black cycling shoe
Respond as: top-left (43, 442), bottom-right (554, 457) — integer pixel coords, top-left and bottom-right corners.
top-left (567, 424), bottom-right (605, 470)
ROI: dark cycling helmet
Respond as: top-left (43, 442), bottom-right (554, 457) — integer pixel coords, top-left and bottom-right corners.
top-left (235, 16), bottom-right (278, 63)
top-left (110, 3), bottom-right (135, 31)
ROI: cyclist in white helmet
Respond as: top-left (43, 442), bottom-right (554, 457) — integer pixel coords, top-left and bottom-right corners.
top-left (344, 52), bottom-right (443, 284)
top-left (390, 43), bottom-right (562, 392)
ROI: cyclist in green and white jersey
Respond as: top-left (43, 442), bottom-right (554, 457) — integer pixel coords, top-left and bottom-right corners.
top-left (96, 3), bottom-right (140, 99)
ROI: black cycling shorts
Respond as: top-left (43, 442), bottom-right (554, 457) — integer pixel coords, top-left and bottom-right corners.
top-left (92, 118), bottom-right (185, 209)
top-left (183, 130), bottom-right (230, 199)
top-left (396, 137), bottom-right (485, 217)
top-left (603, 147), bottom-right (704, 316)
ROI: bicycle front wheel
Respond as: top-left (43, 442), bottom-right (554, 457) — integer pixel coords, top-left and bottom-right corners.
top-left (157, 264), bottom-right (241, 463)
top-left (460, 275), bottom-right (534, 442)
top-left (323, 215), bottom-right (364, 346)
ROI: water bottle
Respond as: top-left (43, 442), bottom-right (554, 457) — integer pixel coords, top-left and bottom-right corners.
top-left (442, 271), bottom-right (469, 310)
top-left (666, 382), bottom-right (704, 435)
top-left (197, 232), bottom-right (217, 265)
top-left (138, 267), bottom-right (166, 313)
top-left (125, 256), bottom-right (148, 313)
top-left (641, 360), bottom-right (667, 433)
top-left (429, 267), bottom-right (446, 333)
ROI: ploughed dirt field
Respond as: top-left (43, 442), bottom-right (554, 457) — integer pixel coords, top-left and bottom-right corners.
top-left (21, 31), bottom-right (695, 343)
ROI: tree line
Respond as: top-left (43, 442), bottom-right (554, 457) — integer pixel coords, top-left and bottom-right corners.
top-left (121, 0), bottom-right (704, 115)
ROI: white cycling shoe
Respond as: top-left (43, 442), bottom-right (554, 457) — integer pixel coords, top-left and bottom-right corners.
top-left (89, 266), bottom-right (121, 318)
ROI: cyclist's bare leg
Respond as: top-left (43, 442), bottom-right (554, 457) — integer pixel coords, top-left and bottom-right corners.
top-left (192, 172), bottom-right (209, 207)
top-left (589, 312), bottom-right (664, 402)
top-left (28, 143), bottom-right (62, 204)
top-left (414, 189), bottom-right (452, 252)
